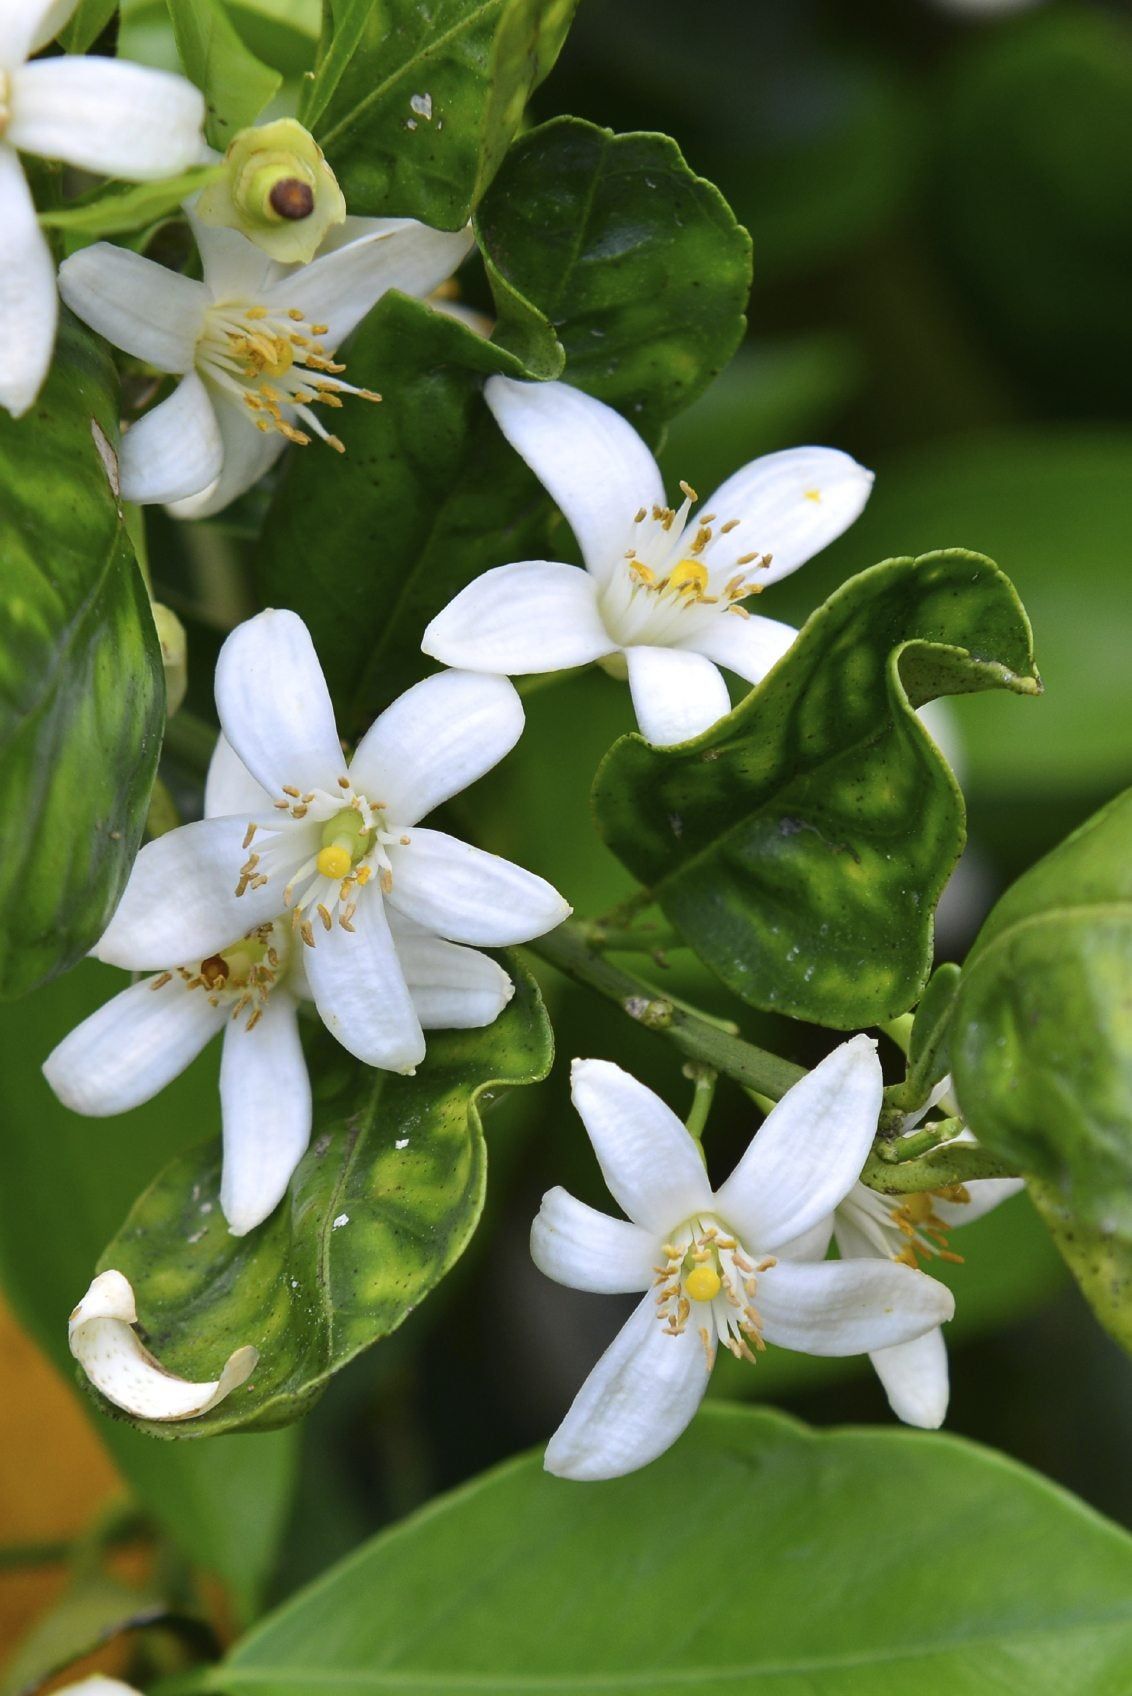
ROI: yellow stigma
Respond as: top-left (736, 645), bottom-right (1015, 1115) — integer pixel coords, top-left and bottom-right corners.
top-left (685, 1265), bottom-right (722, 1303)
top-left (666, 558), bottom-right (710, 596)
top-left (317, 844), bottom-right (352, 879)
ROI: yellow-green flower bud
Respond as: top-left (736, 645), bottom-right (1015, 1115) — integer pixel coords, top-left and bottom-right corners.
top-left (194, 119), bottom-right (346, 264)
top-left (151, 602), bottom-right (187, 718)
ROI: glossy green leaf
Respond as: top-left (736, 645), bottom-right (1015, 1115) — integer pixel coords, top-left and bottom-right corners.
top-left (0, 959), bottom-right (298, 1620)
top-left (0, 314), bottom-right (163, 1000)
top-left (476, 117), bottom-right (752, 418)
top-left (185, 1406), bottom-right (1132, 1696)
top-left (302, 0), bottom-right (576, 227)
top-left (59, 0), bottom-right (118, 51)
top-left (950, 788), bottom-right (1132, 1345)
top-left (40, 166), bottom-right (224, 241)
top-left (168, 0), bottom-right (282, 147)
top-left (593, 552), bottom-right (1039, 1029)
top-left (91, 963), bottom-right (552, 1437)
top-left (1027, 1176), bottom-right (1132, 1358)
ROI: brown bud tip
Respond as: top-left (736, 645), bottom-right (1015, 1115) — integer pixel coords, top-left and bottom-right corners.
top-left (269, 178), bottom-right (315, 220)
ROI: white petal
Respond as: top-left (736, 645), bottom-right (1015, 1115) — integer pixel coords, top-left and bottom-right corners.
top-left (219, 995), bottom-right (311, 1236)
top-left (57, 243), bottom-right (206, 373)
top-left (119, 373), bottom-right (223, 505)
top-left (42, 973), bottom-right (225, 1115)
top-left (678, 609), bottom-right (798, 685)
top-left (0, 146), bottom-right (56, 418)
top-left (774, 1216), bottom-right (834, 1263)
top-left (215, 608), bottom-right (343, 798)
top-left (932, 1176), bottom-right (1026, 1227)
top-left (349, 670), bottom-right (525, 826)
top-left (93, 816), bottom-right (288, 969)
top-left (703, 446), bottom-right (874, 588)
top-left (544, 1290), bottom-right (709, 1481)
top-left (420, 562), bottom-right (614, 675)
top-left (269, 218), bottom-right (473, 349)
top-left (204, 732), bottom-right (272, 820)
top-left (389, 920), bottom-right (515, 1030)
top-left (870, 1328), bottom-right (950, 1429)
top-left (714, 1036), bottom-right (883, 1252)
top-left (756, 1258), bottom-right (954, 1356)
top-left (53, 1680), bottom-right (142, 1696)
top-left (68, 1270), bottom-right (257, 1422)
top-left (384, 828), bottom-right (570, 946)
top-left (302, 896), bottom-right (425, 1073)
top-left (28, 0), bottom-right (79, 55)
top-left (485, 377), bottom-right (665, 586)
top-left (530, 1186), bottom-right (656, 1293)
top-left (624, 645), bottom-right (731, 746)
top-left (166, 384), bottom-right (287, 518)
top-left (569, 1058), bottom-right (712, 1234)
top-left (9, 60), bottom-right (205, 179)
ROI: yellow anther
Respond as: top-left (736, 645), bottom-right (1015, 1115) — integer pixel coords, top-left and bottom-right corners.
top-left (685, 1265), bottom-right (722, 1303)
top-left (666, 558), bottom-right (710, 597)
top-left (903, 1193), bottom-right (937, 1225)
top-left (317, 844), bottom-right (352, 879)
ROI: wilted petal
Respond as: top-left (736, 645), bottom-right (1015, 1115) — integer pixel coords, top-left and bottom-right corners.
top-left (756, 1258), bottom-right (954, 1356)
top-left (485, 377), bottom-right (665, 586)
top-left (870, 1328), bottom-right (950, 1429)
top-left (119, 373), bottom-right (223, 505)
top-left (678, 609), bottom-right (798, 685)
top-left (349, 670), bottom-right (525, 826)
top-left (384, 828), bottom-right (570, 946)
top-left (420, 562), bottom-right (614, 675)
top-left (9, 59), bottom-right (205, 179)
top-left (219, 995), bottom-right (311, 1236)
top-left (302, 896), bottom-right (425, 1073)
top-left (714, 1035), bottom-right (883, 1252)
top-left (215, 608), bottom-right (343, 798)
top-left (43, 973), bottom-right (225, 1115)
top-left (68, 1270), bottom-right (257, 1421)
top-left (531, 1186), bottom-right (656, 1294)
top-left (0, 146), bottom-right (56, 419)
top-left (58, 242), bottom-right (206, 373)
top-left (544, 1290), bottom-right (709, 1480)
top-left (624, 645), bottom-right (731, 746)
top-left (703, 446), bottom-right (874, 587)
top-left (569, 1058), bottom-right (712, 1234)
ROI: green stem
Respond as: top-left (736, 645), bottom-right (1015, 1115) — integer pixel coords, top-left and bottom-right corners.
top-left (879, 1012), bottom-right (914, 1056)
top-left (878, 1116), bottom-right (965, 1164)
top-left (527, 919), bottom-right (805, 1101)
top-left (592, 885), bottom-right (656, 931)
top-left (683, 1064), bottom-right (717, 1144)
top-left (583, 920), bottom-right (685, 955)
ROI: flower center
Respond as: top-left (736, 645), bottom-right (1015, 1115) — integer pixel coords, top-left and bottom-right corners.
top-left (653, 1217), bottom-right (775, 1367)
top-left (317, 807), bottom-right (373, 878)
top-left (150, 921), bottom-right (291, 1030)
top-left (196, 300), bottom-right (380, 452)
top-left (844, 1184), bottom-right (966, 1268)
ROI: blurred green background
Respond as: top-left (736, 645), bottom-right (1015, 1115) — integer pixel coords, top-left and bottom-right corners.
top-left (4, 0), bottom-right (1132, 1676)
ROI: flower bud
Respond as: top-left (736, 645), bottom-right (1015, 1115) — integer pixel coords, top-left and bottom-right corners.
top-left (194, 119), bottom-right (346, 264)
top-left (152, 602), bottom-right (187, 717)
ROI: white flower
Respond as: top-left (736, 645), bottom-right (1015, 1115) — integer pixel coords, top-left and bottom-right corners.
top-left (0, 0), bottom-right (205, 418)
top-left (530, 1039), bottom-right (954, 1480)
top-left (69, 1269), bottom-right (256, 1421)
top-left (55, 1680), bottom-right (141, 1695)
top-left (57, 211), bottom-right (472, 515)
top-left (422, 378), bottom-right (874, 745)
top-left (93, 609), bottom-right (570, 1078)
top-left (789, 1090), bottom-right (1024, 1429)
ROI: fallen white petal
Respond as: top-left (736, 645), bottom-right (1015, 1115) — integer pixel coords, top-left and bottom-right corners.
top-left (219, 994), bottom-right (311, 1236)
top-left (68, 1270), bottom-right (257, 1421)
top-left (569, 1058), bottom-right (712, 1235)
top-left (384, 828), bottom-right (570, 946)
top-left (624, 644), bottom-right (732, 745)
top-left (119, 372), bottom-right (223, 505)
top-left (531, 1186), bottom-right (656, 1293)
top-left (544, 1289), bottom-right (710, 1481)
top-left (349, 669), bottom-right (525, 826)
top-left (43, 973), bottom-right (226, 1116)
top-left (421, 561), bottom-right (614, 675)
top-left (485, 377), bottom-right (665, 586)
top-left (703, 446), bottom-right (874, 587)
top-left (0, 145), bottom-right (56, 419)
top-left (58, 243), bottom-right (206, 373)
top-left (870, 1328), bottom-right (950, 1429)
top-left (9, 59), bottom-right (205, 179)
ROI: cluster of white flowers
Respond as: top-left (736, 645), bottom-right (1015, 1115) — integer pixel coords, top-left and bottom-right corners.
top-left (20, 32), bottom-right (1019, 1467)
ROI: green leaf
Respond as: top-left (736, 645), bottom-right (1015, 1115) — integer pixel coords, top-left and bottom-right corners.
top-left (168, 0), bottom-right (282, 148)
top-left (950, 788), bottom-right (1132, 1345)
top-left (1027, 1176), bottom-right (1132, 1358)
top-left (39, 166), bottom-right (224, 241)
top-left (0, 959), bottom-right (298, 1620)
top-left (302, 0), bottom-right (577, 227)
top-left (593, 552), bottom-right (1039, 1029)
top-left (60, 0), bottom-right (119, 51)
top-left (189, 1406), bottom-right (1132, 1696)
top-left (0, 313), bottom-right (163, 1000)
top-left (475, 118), bottom-right (752, 419)
top-left (90, 962), bottom-right (553, 1437)
top-left (255, 293), bottom-right (549, 729)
